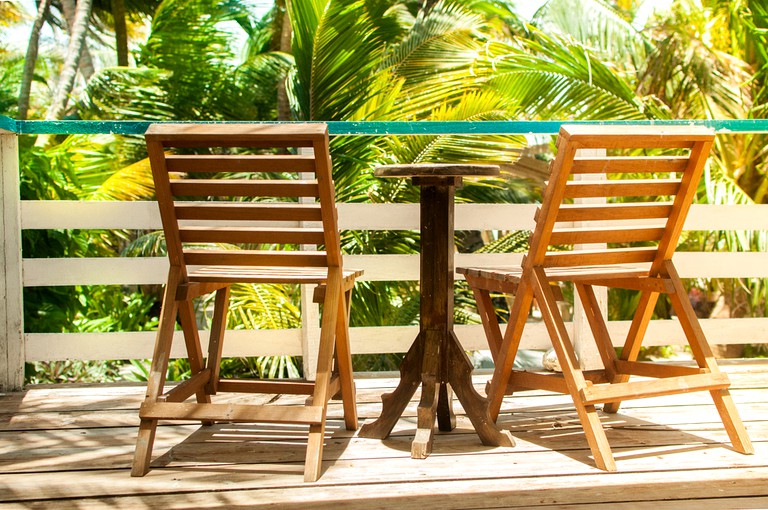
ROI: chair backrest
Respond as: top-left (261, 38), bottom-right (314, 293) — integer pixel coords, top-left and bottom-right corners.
top-left (526, 125), bottom-right (715, 276)
top-left (145, 123), bottom-right (342, 274)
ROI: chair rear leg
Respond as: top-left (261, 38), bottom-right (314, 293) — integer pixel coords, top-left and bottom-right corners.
top-left (664, 262), bottom-right (753, 455)
top-left (305, 420), bottom-right (327, 482)
top-left (487, 278), bottom-right (535, 420)
top-left (709, 389), bottom-right (754, 454)
top-left (603, 290), bottom-right (659, 414)
top-left (205, 287), bottom-right (230, 396)
top-left (467, 281), bottom-right (504, 360)
top-left (178, 299), bottom-right (212, 409)
top-left (335, 287), bottom-right (357, 430)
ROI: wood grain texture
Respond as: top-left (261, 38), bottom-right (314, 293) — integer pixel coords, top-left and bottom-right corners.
top-left (0, 362), bottom-right (766, 507)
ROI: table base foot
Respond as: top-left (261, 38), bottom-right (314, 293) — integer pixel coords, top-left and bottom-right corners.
top-left (448, 333), bottom-right (516, 448)
top-left (359, 331), bottom-right (515, 451)
top-left (412, 428), bottom-right (434, 459)
top-left (359, 337), bottom-right (422, 440)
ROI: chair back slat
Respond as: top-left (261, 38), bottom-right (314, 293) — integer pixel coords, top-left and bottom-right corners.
top-left (169, 179), bottom-right (320, 198)
top-left (174, 203), bottom-right (323, 222)
top-left (571, 156), bottom-right (690, 174)
top-left (543, 247), bottom-right (658, 267)
top-left (549, 226), bottom-right (665, 246)
top-left (183, 250), bottom-right (329, 267)
top-left (178, 227), bottom-right (326, 245)
top-left (165, 154), bottom-right (317, 173)
top-left (555, 203), bottom-right (673, 222)
top-left (526, 125), bottom-right (714, 275)
top-left (562, 179), bottom-right (681, 199)
top-left (146, 123), bottom-right (341, 272)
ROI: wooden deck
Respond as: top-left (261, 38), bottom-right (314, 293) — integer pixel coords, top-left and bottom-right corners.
top-left (2, 360), bottom-right (768, 509)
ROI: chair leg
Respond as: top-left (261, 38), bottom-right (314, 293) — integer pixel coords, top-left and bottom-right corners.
top-left (487, 278), bottom-right (535, 420)
top-left (305, 420), bottom-right (326, 482)
top-left (603, 290), bottom-right (659, 414)
top-left (131, 419), bottom-right (158, 476)
top-left (132, 268), bottom-right (181, 477)
top-left (532, 268), bottom-right (616, 471)
top-left (304, 269), bottom-right (343, 482)
top-left (664, 261), bottom-right (753, 455)
top-left (710, 389), bottom-right (754, 454)
top-left (574, 284), bottom-right (618, 380)
top-left (205, 287), bottom-right (230, 395)
top-left (467, 280), bottom-right (504, 360)
top-left (178, 299), bottom-right (211, 408)
top-left (335, 286), bottom-right (358, 430)
top-left (574, 404), bottom-right (616, 471)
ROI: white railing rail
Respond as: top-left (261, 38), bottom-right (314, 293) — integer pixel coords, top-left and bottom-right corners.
top-left (2, 119), bottom-right (768, 390)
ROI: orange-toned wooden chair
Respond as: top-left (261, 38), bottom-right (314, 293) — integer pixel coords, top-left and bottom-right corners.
top-left (457, 125), bottom-right (753, 471)
top-left (132, 123), bottom-right (360, 482)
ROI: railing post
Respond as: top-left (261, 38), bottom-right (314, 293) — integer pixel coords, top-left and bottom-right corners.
top-left (572, 148), bottom-right (607, 370)
top-left (0, 129), bottom-right (24, 390)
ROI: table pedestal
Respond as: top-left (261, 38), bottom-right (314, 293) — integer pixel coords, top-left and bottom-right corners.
top-left (359, 174), bottom-right (514, 457)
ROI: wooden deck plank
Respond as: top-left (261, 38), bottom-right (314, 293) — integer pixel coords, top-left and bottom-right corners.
top-left (0, 361), bottom-right (765, 507)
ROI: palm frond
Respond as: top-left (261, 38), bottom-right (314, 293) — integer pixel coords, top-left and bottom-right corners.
top-left (122, 231), bottom-right (167, 257)
top-left (486, 31), bottom-right (655, 120)
top-left (476, 229), bottom-right (530, 253)
top-left (88, 157), bottom-right (155, 201)
top-left (224, 283), bottom-right (302, 330)
top-left (138, 0), bottom-right (257, 120)
top-left (78, 67), bottom-right (175, 121)
top-left (532, 0), bottom-right (651, 67)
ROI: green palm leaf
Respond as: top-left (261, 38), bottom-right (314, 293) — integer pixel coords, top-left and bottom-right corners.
top-left (486, 31), bottom-right (655, 120)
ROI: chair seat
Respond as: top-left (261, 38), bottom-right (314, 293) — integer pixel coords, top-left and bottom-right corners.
top-left (189, 265), bottom-right (363, 284)
top-left (459, 264), bottom-right (650, 280)
top-left (458, 265), bottom-right (651, 293)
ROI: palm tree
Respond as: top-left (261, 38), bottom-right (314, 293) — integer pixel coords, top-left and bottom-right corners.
top-left (17, 0), bottom-right (53, 120)
top-left (46, 0), bottom-right (94, 120)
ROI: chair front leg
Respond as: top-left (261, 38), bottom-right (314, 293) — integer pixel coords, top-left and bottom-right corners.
top-left (487, 277), bottom-right (535, 420)
top-left (132, 267), bottom-right (182, 477)
top-left (305, 269), bottom-right (343, 482)
top-left (532, 268), bottom-right (616, 472)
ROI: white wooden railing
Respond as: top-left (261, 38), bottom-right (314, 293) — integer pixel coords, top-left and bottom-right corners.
top-left (2, 119), bottom-right (768, 390)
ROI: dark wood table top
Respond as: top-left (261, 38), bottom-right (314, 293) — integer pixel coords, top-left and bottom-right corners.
top-left (374, 163), bottom-right (500, 178)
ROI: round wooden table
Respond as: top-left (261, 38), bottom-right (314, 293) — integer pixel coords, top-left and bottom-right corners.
top-left (359, 163), bottom-right (515, 458)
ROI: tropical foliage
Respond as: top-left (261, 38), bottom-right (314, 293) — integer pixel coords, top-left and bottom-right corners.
top-left (7, 0), bottom-right (768, 384)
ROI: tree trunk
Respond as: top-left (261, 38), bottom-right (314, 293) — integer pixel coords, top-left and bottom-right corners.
top-left (112, 0), bottom-right (129, 66)
top-left (18, 0), bottom-right (53, 120)
top-left (46, 0), bottom-right (93, 120)
top-left (276, 0), bottom-right (292, 121)
top-left (60, 0), bottom-right (95, 79)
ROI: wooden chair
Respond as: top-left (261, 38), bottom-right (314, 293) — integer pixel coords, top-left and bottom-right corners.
top-left (457, 125), bottom-right (753, 471)
top-left (132, 123), bottom-right (361, 482)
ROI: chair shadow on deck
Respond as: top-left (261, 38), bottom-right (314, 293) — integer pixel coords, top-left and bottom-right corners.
top-left (149, 419), bottom-right (355, 478)
top-left (495, 399), bottom-right (749, 469)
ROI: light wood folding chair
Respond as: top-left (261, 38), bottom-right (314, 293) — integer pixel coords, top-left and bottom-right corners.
top-left (132, 123), bottom-right (361, 482)
top-left (457, 125), bottom-right (753, 471)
